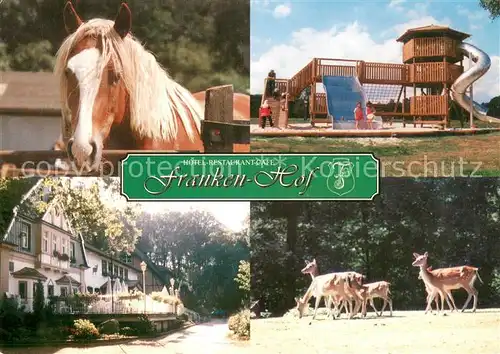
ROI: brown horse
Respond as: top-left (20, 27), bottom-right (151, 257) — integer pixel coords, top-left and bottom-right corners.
top-left (55, 2), bottom-right (207, 170)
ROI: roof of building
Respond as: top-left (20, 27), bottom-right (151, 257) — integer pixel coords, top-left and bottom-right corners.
top-left (0, 71), bottom-right (60, 115)
top-left (55, 275), bottom-right (81, 286)
top-left (11, 267), bottom-right (48, 281)
top-left (133, 246), bottom-right (175, 286)
top-left (0, 177), bottom-right (89, 269)
top-left (85, 243), bottom-right (142, 272)
top-left (396, 25), bottom-right (471, 42)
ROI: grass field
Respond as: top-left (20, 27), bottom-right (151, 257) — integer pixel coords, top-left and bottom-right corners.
top-left (251, 132), bottom-right (500, 177)
top-left (251, 309), bottom-right (500, 354)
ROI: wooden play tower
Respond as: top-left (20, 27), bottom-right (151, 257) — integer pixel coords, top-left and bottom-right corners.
top-left (262, 25), bottom-right (470, 129)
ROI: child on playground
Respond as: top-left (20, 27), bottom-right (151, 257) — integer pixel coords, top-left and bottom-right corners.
top-left (354, 101), bottom-right (364, 129)
top-left (259, 100), bottom-right (274, 129)
top-left (366, 101), bottom-right (376, 129)
top-left (266, 69), bottom-right (276, 97)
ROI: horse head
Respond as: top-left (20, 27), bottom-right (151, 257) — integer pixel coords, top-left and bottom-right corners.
top-left (57, 1), bottom-right (132, 170)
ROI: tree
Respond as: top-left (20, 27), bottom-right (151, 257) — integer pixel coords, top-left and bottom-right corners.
top-left (480, 0), bottom-right (500, 19)
top-left (235, 260), bottom-right (250, 305)
top-left (137, 209), bottom-right (249, 313)
top-left (32, 280), bottom-right (45, 323)
top-left (0, 0), bottom-right (249, 92)
top-left (486, 96), bottom-right (500, 117)
top-left (34, 178), bottom-right (142, 254)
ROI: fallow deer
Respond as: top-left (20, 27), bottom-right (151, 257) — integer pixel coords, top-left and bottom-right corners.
top-left (418, 266), bottom-right (456, 312)
top-left (295, 261), bottom-right (364, 320)
top-left (412, 252), bottom-right (483, 314)
top-left (349, 279), bottom-right (393, 317)
top-left (301, 259), bottom-right (349, 319)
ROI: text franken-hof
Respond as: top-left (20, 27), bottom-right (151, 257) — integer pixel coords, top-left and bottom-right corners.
top-left (143, 165), bottom-right (318, 196)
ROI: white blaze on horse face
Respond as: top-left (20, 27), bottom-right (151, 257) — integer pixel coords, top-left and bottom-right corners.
top-left (66, 48), bottom-right (101, 162)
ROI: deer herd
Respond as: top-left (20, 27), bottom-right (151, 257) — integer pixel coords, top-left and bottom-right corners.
top-left (294, 252), bottom-right (483, 320)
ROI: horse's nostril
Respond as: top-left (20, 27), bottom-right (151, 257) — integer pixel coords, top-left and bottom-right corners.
top-left (89, 140), bottom-right (98, 162)
top-left (66, 139), bottom-right (74, 160)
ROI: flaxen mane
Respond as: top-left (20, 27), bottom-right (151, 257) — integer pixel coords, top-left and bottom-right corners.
top-left (54, 19), bottom-right (203, 142)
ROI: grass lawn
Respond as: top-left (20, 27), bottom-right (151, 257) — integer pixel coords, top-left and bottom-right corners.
top-left (251, 309), bottom-right (500, 354)
top-left (251, 132), bottom-right (500, 177)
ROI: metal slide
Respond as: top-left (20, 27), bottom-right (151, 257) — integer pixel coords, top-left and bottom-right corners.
top-left (451, 42), bottom-right (500, 124)
top-left (322, 75), bottom-right (368, 121)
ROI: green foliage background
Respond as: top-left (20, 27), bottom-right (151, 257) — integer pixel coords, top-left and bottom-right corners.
top-left (251, 178), bottom-right (500, 315)
top-left (0, 0), bottom-right (249, 93)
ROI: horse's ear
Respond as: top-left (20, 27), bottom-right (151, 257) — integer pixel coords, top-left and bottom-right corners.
top-left (114, 3), bottom-right (132, 39)
top-left (63, 1), bottom-right (83, 34)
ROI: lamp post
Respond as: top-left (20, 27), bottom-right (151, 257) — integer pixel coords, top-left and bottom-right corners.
top-left (140, 261), bottom-right (147, 314)
top-left (110, 274), bottom-right (115, 313)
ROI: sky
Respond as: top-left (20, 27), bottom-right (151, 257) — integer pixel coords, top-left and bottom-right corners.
top-left (250, 0), bottom-right (500, 103)
top-left (69, 178), bottom-right (249, 232)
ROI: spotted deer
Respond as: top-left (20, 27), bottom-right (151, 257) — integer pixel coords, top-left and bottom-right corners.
top-left (412, 252), bottom-right (483, 314)
top-left (418, 266), bottom-right (456, 312)
top-left (296, 259), bottom-right (364, 320)
top-left (349, 278), bottom-right (393, 317)
top-left (301, 259), bottom-right (349, 319)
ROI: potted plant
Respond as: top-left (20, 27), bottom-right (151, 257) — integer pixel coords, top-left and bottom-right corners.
top-left (60, 253), bottom-right (70, 261)
top-left (53, 250), bottom-right (61, 258)
top-left (70, 256), bottom-right (77, 264)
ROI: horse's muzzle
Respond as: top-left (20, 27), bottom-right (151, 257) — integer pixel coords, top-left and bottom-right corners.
top-left (66, 138), bottom-right (100, 170)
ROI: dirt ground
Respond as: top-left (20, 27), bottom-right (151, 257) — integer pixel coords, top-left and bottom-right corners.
top-left (251, 309), bottom-right (500, 354)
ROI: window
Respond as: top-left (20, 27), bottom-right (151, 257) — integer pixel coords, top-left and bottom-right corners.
top-left (70, 242), bottom-right (76, 259)
top-left (52, 234), bottom-right (58, 252)
top-left (119, 268), bottom-right (123, 279)
top-left (102, 260), bottom-right (108, 275)
top-left (18, 281), bottom-right (27, 299)
top-left (19, 221), bottom-right (31, 250)
top-left (43, 232), bottom-right (49, 253)
top-left (48, 285), bottom-right (54, 297)
top-left (8, 262), bottom-right (14, 272)
top-left (114, 265), bottom-right (118, 276)
top-left (108, 262), bottom-right (113, 275)
top-left (124, 269), bottom-right (129, 280)
top-left (60, 287), bottom-right (68, 297)
top-left (62, 239), bottom-right (67, 255)
top-left (120, 253), bottom-right (132, 264)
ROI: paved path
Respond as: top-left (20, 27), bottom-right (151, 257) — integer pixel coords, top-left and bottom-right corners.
top-left (0, 320), bottom-right (251, 354)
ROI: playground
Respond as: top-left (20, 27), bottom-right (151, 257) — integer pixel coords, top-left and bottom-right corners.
top-left (252, 25), bottom-right (500, 138)
top-left (251, 309), bottom-right (500, 354)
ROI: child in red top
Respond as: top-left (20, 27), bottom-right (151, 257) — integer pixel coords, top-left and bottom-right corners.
top-left (354, 101), bottom-right (363, 129)
top-left (259, 100), bottom-right (274, 128)
top-left (366, 101), bottom-right (376, 130)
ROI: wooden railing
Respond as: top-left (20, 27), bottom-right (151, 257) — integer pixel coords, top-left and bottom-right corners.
top-left (261, 78), bottom-right (288, 103)
top-left (403, 37), bottom-right (461, 63)
top-left (410, 95), bottom-right (448, 116)
top-left (288, 60), bottom-right (314, 97)
top-left (362, 62), bottom-right (409, 84)
top-left (314, 93), bottom-right (327, 114)
top-left (314, 59), bottom-right (409, 85)
top-left (409, 62), bottom-right (463, 84)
